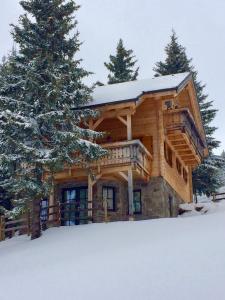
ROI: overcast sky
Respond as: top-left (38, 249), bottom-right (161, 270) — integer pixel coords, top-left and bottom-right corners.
top-left (1, 0), bottom-right (225, 154)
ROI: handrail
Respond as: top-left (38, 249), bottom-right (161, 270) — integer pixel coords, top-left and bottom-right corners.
top-left (101, 139), bottom-right (152, 160)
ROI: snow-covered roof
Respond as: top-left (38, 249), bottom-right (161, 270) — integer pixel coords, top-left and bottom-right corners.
top-left (90, 72), bottom-right (191, 107)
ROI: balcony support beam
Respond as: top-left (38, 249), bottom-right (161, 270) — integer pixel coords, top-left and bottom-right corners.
top-left (88, 173), bottom-right (102, 220)
top-left (118, 171), bottom-right (129, 182)
top-left (127, 114), bottom-right (132, 141)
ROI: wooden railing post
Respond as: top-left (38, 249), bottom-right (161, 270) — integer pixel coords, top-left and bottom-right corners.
top-left (88, 175), bottom-right (93, 221)
top-left (0, 216), bottom-right (5, 241)
top-left (27, 210), bottom-right (31, 236)
top-left (56, 202), bottom-right (61, 227)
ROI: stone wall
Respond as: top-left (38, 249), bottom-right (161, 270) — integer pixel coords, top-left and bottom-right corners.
top-left (55, 176), bottom-right (184, 224)
top-left (133, 177), bottom-right (183, 219)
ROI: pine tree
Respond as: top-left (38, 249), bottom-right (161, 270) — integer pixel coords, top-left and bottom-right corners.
top-left (154, 30), bottom-right (221, 197)
top-left (0, 48), bottom-right (18, 215)
top-left (104, 39), bottom-right (139, 84)
top-left (0, 0), bottom-right (106, 238)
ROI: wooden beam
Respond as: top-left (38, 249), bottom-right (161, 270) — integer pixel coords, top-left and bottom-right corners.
top-left (89, 119), bottom-right (94, 130)
top-left (128, 168), bottom-right (134, 216)
top-left (92, 117), bottom-right (104, 130)
top-left (92, 173), bottom-right (102, 186)
top-left (180, 154), bottom-right (195, 159)
top-left (99, 102), bottom-right (136, 112)
top-left (127, 114), bottom-right (132, 141)
top-left (173, 145), bottom-right (189, 150)
top-left (118, 171), bottom-right (128, 182)
top-left (117, 116), bottom-right (127, 126)
top-left (178, 150), bottom-right (193, 155)
top-left (102, 108), bottom-right (135, 119)
top-left (49, 185), bottom-right (55, 222)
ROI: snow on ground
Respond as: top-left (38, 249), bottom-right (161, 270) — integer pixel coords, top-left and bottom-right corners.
top-left (1, 202), bottom-right (225, 300)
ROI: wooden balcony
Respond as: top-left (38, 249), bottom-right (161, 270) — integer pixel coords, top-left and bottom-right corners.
top-left (54, 139), bottom-right (152, 183)
top-left (163, 108), bottom-right (206, 166)
top-left (98, 140), bottom-right (152, 177)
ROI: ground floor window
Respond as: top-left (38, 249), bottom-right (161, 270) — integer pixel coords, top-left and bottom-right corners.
top-left (133, 190), bottom-right (142, 214)
top-left (61, 187), bottom-right (88, 226)
top-left (40, 199), bottom-right (49, 222)
top-left (102, 186), bottom-right (115, 211)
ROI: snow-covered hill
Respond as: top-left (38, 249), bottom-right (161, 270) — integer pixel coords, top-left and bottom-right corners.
top-left (1, 202), bottom-right (225, 300)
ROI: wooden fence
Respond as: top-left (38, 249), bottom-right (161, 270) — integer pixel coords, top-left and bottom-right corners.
top-left (40, 200), bottom-right (109, 229)
top-left (0, 212), bottom-right (31, 241)
top-left (212, 192), bottom-right (225, 202)
top-left (0, 200), bottom-right (109, 242)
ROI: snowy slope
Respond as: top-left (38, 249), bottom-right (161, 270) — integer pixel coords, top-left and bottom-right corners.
top-left (1, 202), bottom-right (225, 300)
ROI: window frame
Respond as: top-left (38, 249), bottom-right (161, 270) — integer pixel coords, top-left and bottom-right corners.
top-left (102, 186), bottom-right (116, 211)
top-left (40, 198), bottom-right (49, 222)
top-left (176, 158), bottom-right (182, 175)
top-left (183, 168), bottom-right (188, 183)
top-left (133, 189), bottom-right (142, 215)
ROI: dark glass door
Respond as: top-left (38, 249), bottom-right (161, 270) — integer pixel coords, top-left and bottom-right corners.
top-left (61, 187), bottom-right (88, 226)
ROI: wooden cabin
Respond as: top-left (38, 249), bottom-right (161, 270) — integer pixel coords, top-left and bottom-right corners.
top-left (48, 72), bottom-right (208, 225)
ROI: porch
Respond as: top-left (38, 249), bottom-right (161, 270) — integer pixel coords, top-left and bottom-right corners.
top-left (52, 139), bottom-right (152, 224)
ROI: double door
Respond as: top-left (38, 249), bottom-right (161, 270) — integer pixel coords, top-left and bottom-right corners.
top-left (61, 187), bottom-right (88, 226)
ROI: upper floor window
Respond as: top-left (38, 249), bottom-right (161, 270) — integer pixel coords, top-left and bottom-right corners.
top-left (164, 142), bottom-right (173, 167)
top-left (183, 168), bottom-right (188, 183)
top-left (102, 186), bottom-right (115, 211)
top-left (176, 158), bottom-right (182, 175)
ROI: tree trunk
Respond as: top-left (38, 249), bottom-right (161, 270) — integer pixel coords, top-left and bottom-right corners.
top-left (194, 193), bottom-right (198, 204)
top-left (31, 198), bottom-right (41, 240)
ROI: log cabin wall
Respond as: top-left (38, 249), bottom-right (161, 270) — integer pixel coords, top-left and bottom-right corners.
top-left (132, 96), bottom-right (192, 202)
top-left (95, 95), bottom-right (193, 203)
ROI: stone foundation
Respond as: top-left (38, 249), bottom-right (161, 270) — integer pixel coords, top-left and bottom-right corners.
top-left (56, 176), bottom-right (184, 224)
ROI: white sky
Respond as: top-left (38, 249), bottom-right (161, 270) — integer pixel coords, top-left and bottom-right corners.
top-left (1, 0), bottom-right (225, 154)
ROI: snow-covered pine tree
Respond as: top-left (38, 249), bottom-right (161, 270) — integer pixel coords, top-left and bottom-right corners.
top-left (154, 30), bottom-right (221, 198)
top-left (104, 39), bottom-right (139, 84)
top-left (0, 48), bottom-right (18, 216)
top-left (0, 0), bottom-right (106, 239)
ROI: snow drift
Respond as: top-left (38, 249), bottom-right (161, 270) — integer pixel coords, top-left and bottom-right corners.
top-left (0, 202), bottom-right (225, 300)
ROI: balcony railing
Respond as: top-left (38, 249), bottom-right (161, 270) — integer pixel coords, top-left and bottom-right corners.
top-left (98, 140), bottom-right (152, 174)
top-left (164, 108), bottom-right (206, 158)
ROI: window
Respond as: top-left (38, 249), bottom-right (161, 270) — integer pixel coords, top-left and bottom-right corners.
top-left (176, 158), bottom-right (182, 175)
top-left (164, 142), bottom-right (173, 167)
top-left (164, 100), bottom-right (173, 110)
top-left (133, 190), bottom-right (142, 214)
top-left (40, 199), bottom-right (49, 222)
top-left (102, 187), bottom-right (115, 211)
top-left (183, 168), bottom-right (188, 183)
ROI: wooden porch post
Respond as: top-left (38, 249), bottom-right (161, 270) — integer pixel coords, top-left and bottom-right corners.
top-left (0, 216), bottom-right (5, 241)
top-left (49, 185), bottom-right (55, 222)
top-left (128, 168), bottom-right (134, 219)
top-left (88, 175), bottom-right (93, 221)
top-left (127, 114), bottom-right (132, 141)
top-left (31, 198), bottom-right (41, 240)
